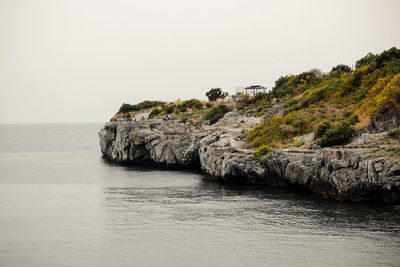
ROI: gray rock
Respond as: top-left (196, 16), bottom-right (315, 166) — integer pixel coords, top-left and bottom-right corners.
top-left (310, 141), bottom-right (321, 150)
top-left (133, 112), bottom-right (149, 121)
top-left (259, 150), bottom-right (400, 202)
top-left (99, 116), bottom-right (400, 203)
top-left (98, 120), bottom-right (204, 167)
top-left (366, 110), bottom-right (400, 133)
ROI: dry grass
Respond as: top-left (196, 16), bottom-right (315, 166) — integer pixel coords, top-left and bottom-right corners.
top-left (278, 124), bottom-right (297, 133)
top-left (214, 98), bottom-right (230, 105)
top-left (355, 110), bottom-right (371, 130)
top-left (293, 93), bottom-right (304, 100)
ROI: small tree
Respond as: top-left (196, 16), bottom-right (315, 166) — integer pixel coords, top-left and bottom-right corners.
top-left (331, 64), bottom-right (352, 73)
top-left (206, 88), bottom-right (228, 101)
top-left (355, 52), bottom-right (377, 69)
top-left (319, 116), bottom-right (359, 147)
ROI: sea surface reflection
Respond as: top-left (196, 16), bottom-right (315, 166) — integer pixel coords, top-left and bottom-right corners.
top-left (0, 124), bottom-right (399, 266)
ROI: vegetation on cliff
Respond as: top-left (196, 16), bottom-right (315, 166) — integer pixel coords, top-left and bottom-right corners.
top-left (204, 105), bottom-right (231, 125)
top-left (113, 47), bottom-right (400, 150)
top-left (118, 101), bottom-right (165, 114)
top-left (244, 47), bottom-right (400, 148)
top-left (113, 99), bottom-right (210, 121)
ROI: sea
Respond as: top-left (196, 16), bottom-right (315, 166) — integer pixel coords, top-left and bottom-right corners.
top-left (0, 123), bottom-right (399, 266)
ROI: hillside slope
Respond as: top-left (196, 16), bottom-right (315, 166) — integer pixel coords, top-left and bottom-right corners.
top-left (112, 47), bottom-right (400, 152)
top-left (100, 47), bottom-right (400, 202)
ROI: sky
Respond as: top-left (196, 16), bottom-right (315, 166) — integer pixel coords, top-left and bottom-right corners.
top-left (0, 0), bottom-right (399, 123)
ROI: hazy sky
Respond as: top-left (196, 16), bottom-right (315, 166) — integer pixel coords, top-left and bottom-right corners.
top-left (1, 0), bottom-right (399, 123)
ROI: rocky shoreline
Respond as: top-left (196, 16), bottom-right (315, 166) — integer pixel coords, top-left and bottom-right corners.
top-left (99, 112), bottom-right (400, 203)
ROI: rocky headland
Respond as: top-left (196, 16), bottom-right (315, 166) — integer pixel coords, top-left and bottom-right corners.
top-left (100, 47), bottom-right (400, 203)
top-left (99, 111), bottom-right (400, 203)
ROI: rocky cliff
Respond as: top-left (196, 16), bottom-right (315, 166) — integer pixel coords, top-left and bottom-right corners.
top-left (99, 112), bottom-right (400, 203)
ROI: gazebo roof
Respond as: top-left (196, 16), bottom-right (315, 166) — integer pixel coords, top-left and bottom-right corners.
top-left (244, 85), bottom-right (267, 89)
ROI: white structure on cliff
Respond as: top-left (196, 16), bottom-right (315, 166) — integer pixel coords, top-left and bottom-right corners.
top-left (235, 85), bottom-right (267, 96)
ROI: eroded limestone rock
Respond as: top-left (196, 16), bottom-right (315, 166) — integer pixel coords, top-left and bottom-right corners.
top-left (99, 112), bottom-right (400, 203)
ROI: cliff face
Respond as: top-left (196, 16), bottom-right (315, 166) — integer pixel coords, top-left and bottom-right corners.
top-left (99, 118), bottom-right (204, 167)
top-left (262, 150), bottom-right (400, 202)
top-left (99, 112), bottom-right (400, 203)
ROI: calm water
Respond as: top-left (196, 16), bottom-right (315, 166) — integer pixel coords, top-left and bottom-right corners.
top-left (0, 124), bottom-right (400, 266)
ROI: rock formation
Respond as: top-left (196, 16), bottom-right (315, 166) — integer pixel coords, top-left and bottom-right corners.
top-left (99, 112), bottom-right (400, 203)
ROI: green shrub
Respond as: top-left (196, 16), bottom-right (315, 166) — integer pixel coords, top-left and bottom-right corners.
top-left (181, 99), bottom-right (203, 110)
top-left (342, 67), bottom-right (365, 94)
top-left (348, 114), bottom-right (360, 125)
top-left (270, 70), bottom-right (323, 99)
top-left (319, 117), bottom-right (358, 147)
top-left (233, 93), bottom-right (252, 109)
top-left (388, 128), bottom-right (400, 138)
top-left (284, 98), bottom-right (299, 107)
top-left (273, 75), bottom-right (292, 91)
top-left (356, 52), bottom-right (377, 69)
top-left (283, 104), bottom-right (301, 116)
top-left (252, 145), bottom-right (274, 161)
top-left (284, 111), bottom-right (316, 135)
top-left (118, 103), bottom-right (134, 113)
top-left (375, 47), bottom-right (400, 68)
top-left (245, 117), bottom-right (294, 148)
top-left (204, 105), bottom-right (231, 124)
top-left (314, 120), bottom-right (331, 139)
top-left (174, 99), bottom-right (204, 113)
top-left (320, 122), bottom-right (355, 147)
top-left (117, 101), bottom-right (165, 113)
top-left (358, 74), bottom-right (400, 117)
top-left (381, 59), bottom-right (400, 75)
top-left (149, 108), bottom-right (162, 118)
top-left (206, 102), bottom-right (213, 108)
top-left (302, 78), bottom-right (345, 107)
top-left (251, 93), bottom-right (271, 104)
top-left (164, 105), bottom-right (176, 114)
top-left (177, 104), bottom-right (187, 112)
top-left (331, 64), bottom-right (352, 73)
